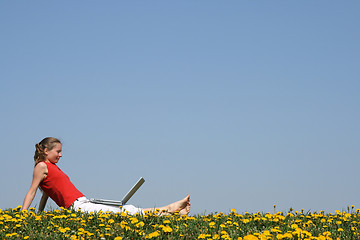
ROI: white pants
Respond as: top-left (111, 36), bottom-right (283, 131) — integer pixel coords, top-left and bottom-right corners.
top-left (72, 197), bottom-right (143, 215)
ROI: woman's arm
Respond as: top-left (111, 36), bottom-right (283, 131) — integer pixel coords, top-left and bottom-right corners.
top-left (22, 162), bottom-right (47, 210)
top-left (38, 192), bottom-right (48, 211)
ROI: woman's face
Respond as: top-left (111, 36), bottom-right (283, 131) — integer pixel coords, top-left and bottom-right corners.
top-left (45, 143), bottom-right (62, 163)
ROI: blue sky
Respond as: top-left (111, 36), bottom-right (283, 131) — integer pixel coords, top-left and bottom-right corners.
top-left (1, 1), bottom-right (359, 215)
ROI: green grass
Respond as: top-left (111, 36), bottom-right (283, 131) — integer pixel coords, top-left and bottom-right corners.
top-left (1, 206), bottom-right (359, 239)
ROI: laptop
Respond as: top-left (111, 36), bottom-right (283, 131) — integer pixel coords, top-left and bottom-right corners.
top-left (89, 177), bottom-right (145, 206)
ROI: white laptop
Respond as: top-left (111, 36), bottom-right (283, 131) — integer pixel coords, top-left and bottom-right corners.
top-left (89, 177), bottom-right (145, 206)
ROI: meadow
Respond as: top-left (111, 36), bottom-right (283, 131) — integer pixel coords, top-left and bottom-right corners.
top-left (0, 206), bottom-right (359, 239)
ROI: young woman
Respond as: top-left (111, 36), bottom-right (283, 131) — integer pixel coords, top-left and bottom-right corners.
top-left (22, 137), bottom-right (191, 215)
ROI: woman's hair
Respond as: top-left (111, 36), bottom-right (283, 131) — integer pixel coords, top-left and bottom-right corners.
top-left (34, 137), bottom-right (62, 165)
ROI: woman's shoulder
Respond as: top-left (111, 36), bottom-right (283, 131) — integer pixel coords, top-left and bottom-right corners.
top-left (35, 161), bottom-right (48, 171)
top-left (33, 161), bottom-right (49, 182)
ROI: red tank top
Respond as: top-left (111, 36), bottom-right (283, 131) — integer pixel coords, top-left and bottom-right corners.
top-left (40, 162), bottom-right (84, 208)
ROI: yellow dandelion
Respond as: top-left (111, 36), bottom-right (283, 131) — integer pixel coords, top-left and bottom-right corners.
top-left (243, 235), bottom-right (259, 240)
top-left (136, 221), bottom-right (145, 228)
top-left (146, 231), bottom-right (160, 239)
top-left (162, 225), bottom-right (173, 232)
top-left (198, 234), bottom-right (207, 239)
top-left (131, 217), bottom-right (139, 224)
top-left (213, 234), bottom-right (220, 239)
top-left (58, 227), bottom-right (67, 233)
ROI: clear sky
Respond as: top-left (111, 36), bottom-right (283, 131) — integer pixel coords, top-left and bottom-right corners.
top-left (1, 1), bottom-right (359, 215)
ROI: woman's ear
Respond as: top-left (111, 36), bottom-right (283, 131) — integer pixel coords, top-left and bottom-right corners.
top-left (44, 148), bottom-right (49, 156)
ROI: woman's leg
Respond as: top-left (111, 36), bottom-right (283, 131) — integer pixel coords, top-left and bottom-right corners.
top-left (73, 195), bottom-right (191, 215)
top-left (142, 195), bottom-right (191, 215)
top-left (73, 197), bottom-right (143, 214)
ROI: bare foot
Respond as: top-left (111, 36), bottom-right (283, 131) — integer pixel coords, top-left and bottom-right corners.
top-left (168, 195), bottom-right (190, 215)
top-left (142, 195), bottom-right (191, 215)
top-left (179, 201), bottom-right (191, 215)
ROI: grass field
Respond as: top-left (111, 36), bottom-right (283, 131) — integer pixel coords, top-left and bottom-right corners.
top-left (1, 206), bottom-right (359, 239)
